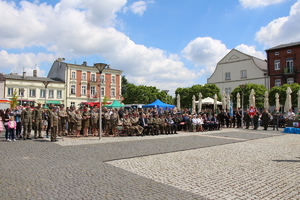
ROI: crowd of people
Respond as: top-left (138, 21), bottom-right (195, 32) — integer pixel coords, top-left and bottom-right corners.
top-left (1, 103), bottom-right (299, 142)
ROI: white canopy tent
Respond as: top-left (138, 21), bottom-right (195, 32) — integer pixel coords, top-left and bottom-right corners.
top-left (195, 97), bottom-right (222, 105)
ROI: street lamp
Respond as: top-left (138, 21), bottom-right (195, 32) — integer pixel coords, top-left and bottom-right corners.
top-left (94, 63), bottom-right (108, 140)
top-left (42, 81), bottom-right (50, 108)
top-left (239, 84), bottom-right (246, 129)
top-left (20, 89), bottom-right (25, 106)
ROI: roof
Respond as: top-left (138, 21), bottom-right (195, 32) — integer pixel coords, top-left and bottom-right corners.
top-left (252, 57), bottom-right (267, 71)
top-left (65, 61), bottom-right (123, 73)
top-left (265, 41), bottom-right (300, 51)
top-left (4, 74), bottom-right (64, 83)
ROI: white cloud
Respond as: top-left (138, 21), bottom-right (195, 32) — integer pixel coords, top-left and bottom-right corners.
top-left (182, 37), bottom-right (229, 76)
top-left (239, 0), bottom-right (286, 9)
top-left (0, 0), bottom-right (196, 95)
top-left (0, 50), bottom-right (55, 76)
top-left (255, 0), bottom-right (300, 47)
top-left (123, 1), bottom-right (154, 16)
top-left (235, 44), bottom-right (266, 59)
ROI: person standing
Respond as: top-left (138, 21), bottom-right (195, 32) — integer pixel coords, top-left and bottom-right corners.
top-left (244, 110), bottom-right (251, 129)
top-left (272, 108), bottom-right (280, 131)
top-left (58, 106), bottom-right (68, 136)
top-left (82, 106), bottom-right (91, 137)
top-left (46, 103), bottom-right (54, 138)
top-left (50, 107), bottom-right (59, 142)
top-left (91, 108), bottom-right (99, 136)
top-left (75, 110), bottom-right (82, 137)
top-left (236, 108), bottom-right (242, 128)
top-left (33, 103), bottom-right (44, 139)
top-left (67, 106), bottom-right (76, 135)
top-left (261, 109), bottom-right (270, 131)
top-left (21, 106), bottom-right (33, 140)
top-left (253, 110), bottom-right (260, 130)
top-left (7, 116), bottom-right (17, 141)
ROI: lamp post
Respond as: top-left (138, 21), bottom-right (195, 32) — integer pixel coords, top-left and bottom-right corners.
top-left (42, 81), bottom-right (50, 108)
top-left (20, 89), bottom-right (25, 106)
top-left (94, 63), bottom-right (108, 140)
top-left (239, 84), bottom-right (246, 129)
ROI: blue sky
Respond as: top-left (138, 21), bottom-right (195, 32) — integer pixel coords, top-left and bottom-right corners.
top-left (0, 0), bottom-right (300, 95)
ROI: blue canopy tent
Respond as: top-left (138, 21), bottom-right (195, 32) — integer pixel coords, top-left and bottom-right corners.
top-left (142, 99), bottom-right (175, 110)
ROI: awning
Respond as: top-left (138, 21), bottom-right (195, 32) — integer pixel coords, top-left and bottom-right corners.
top-left (46, 100), bottom-right (61, 104)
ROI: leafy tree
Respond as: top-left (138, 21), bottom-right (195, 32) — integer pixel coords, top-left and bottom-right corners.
top-left (102, 96), bottom-right (109, 106)
top-left (175, 84), bottom-right (220, 109)
top-left (269, 83), bottom-right (300, 108)
top-left (231, 83), bottom-right (267, 109)
top-left (10, 89), bottom-right (18, 109)
top-left (121, 75), bottom-right (129, 96)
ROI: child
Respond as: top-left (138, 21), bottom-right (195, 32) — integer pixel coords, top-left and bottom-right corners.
top-left (7, 116), bottom-right (17, 141)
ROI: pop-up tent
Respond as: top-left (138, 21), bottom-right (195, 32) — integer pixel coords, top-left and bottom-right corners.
top-left (142, 99), bottom-right (175, 110)
top-left (103, 100), bottom-right (124, 109)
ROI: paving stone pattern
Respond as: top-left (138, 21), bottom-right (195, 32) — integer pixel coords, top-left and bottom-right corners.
top-left (1, 128), bottom-right (299, 199)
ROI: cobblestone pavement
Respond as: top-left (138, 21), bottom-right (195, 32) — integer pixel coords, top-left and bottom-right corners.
top-left (1, 128), bottom-right (299, 199)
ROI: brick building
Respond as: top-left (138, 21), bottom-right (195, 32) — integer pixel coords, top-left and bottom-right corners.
top-left (265, 41), bottom-right (300, 87)
top-left (47, 58), bottom-right (123, 108)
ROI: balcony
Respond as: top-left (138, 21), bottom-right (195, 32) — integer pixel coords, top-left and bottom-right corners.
top-left (284, 67), bottom-right (294, 74)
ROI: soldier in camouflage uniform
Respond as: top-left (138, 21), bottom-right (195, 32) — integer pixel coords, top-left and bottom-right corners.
top-left (130, 113), bottom-right (143, 136)
top-left (67, 106), bottom-right (76, 135)
top-left (58, 106), bottom-right (68, 136)
top-left (91, 108), bottom-right (99, 136)
top-left (33, 103), bottom-right (44, 138)
top-left (121, 114), bottom-right (132, 136)
top-left (21, 105), bottom-right (33, 140)
top-left (147, 115), bottom-right (155, 135)
top-left (50, 107), bottom-right (59, 142)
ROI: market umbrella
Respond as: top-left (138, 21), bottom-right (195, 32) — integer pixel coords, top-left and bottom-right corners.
top-left (249, 89), bottom-right (256, 108)
top-left (275, 93), bottom-right (280, 110)
top-left (264, 91), bottom-right (269, 111)
top-left (227, 95), bottom-right (230, 110)
top-left (198, 92), bottom-right (202, 113)
top-left (222, 91), bottom-right (227, 109)
top-left (214, 94), bottom-right (218, 111)
top-left (237, 93), bottom-right (241, 109)
top-left (284, 87), bottom-right (292, 112)
top-left (192, 95), bottom-right (196, 111)
top-left (177, 94), bottom-right (181, 111)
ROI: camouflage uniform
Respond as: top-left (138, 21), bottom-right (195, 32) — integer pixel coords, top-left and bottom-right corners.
top-left (21, 107), bottom-right (33, 139)
top-left (33, 106), bottom-right (43, 138)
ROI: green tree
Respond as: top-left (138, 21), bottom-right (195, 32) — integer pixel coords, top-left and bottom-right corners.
top-left (231, 83), bottom-right (267, 109)
top-left (121, 75), bottom-right (129, 96)
top-left (269, 83), bottom-right (300, 108)
top-left (10, 89), bottom-right (19, 109)
top-left (175, 84), bottom-right (220, 109)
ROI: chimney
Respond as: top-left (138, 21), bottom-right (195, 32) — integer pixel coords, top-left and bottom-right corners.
top-left (33, 70), bottom-right (37, 77)
top-left (22, 72), bottom-right (26, 78)
top-left (82, 61), bottom-right (87, 66)
top-left (107, 65), bottom-right (110, 68)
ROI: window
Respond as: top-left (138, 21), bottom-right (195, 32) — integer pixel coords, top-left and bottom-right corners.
top-left (19, 88), bottom-right (25, 96)
top-left (40, 90), bottom-right (45, 98)
top-left (275, 52), bottom-right (279, 55)
top-left (286, 58), bottom-right (293, 69)
top-left (57, 90), bottom-right (62, 98)
top-left (7, 88), bottom-right (13, 96)
top-left (29, 89), bottom-right (36, 97)
top-left (91, 74), bottom-right (96, 82)
top-left (71, 71), bottom-right (76, 79)
top-left (48, 90), bottom-right (54, 98)
top-left (275, 79), bottom-right (281, 87)
top-left (90, 86), bottom-right (96, 96)
top-left (71, 102), bottom-right (75, 107)
top-left (274, 60), bottom-right (280, 70)
top-left (82, 73), bottom-right (86, 80)
top-left (287, 78), bottom-right (294, 84)
top-left (81, 86), bottom-right (86, 95)
top-left (71, 85), bottom-right (76, 94)
top-left (111, 88), bottom-right (116, 97)
top-left (241, 70), bottom-right (247, 78)
top-left (112, 76), bottom-right (115, 83)
top-left (101, 87), bottom-right (104, 96)
top-left (287, 49), bottom-right (292, 53)
top-left (225, 72), bottom-right (230, 80)
top-left (225, 88), bottom-right (231, 96)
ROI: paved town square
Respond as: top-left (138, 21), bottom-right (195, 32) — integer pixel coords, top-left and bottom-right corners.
top-left (1, 129), bottom-right (299, 200)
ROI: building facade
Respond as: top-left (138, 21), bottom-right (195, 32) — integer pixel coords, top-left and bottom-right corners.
top-left (3, 70), bottom-right (65, 107)
top-left (265, 41), bottom-right (300, 88)
top-left (47, 59), bottom-right (123, 107)
top-left (208, 49), bottom-right (269, 95)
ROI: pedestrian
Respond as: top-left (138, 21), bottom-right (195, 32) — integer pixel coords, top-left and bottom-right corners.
top-left (272, 108), bottom-right (279, 131)
top-left (261, 109), bottom-right (270, 130)
top-left (0, 110), bottom-right (5, 136)
top-left (4, 108), bottom-right (11, 141)
top-left (7, 116), bottom-right (17, 142)
top-left (50, 107), bottom-right (59, 142)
